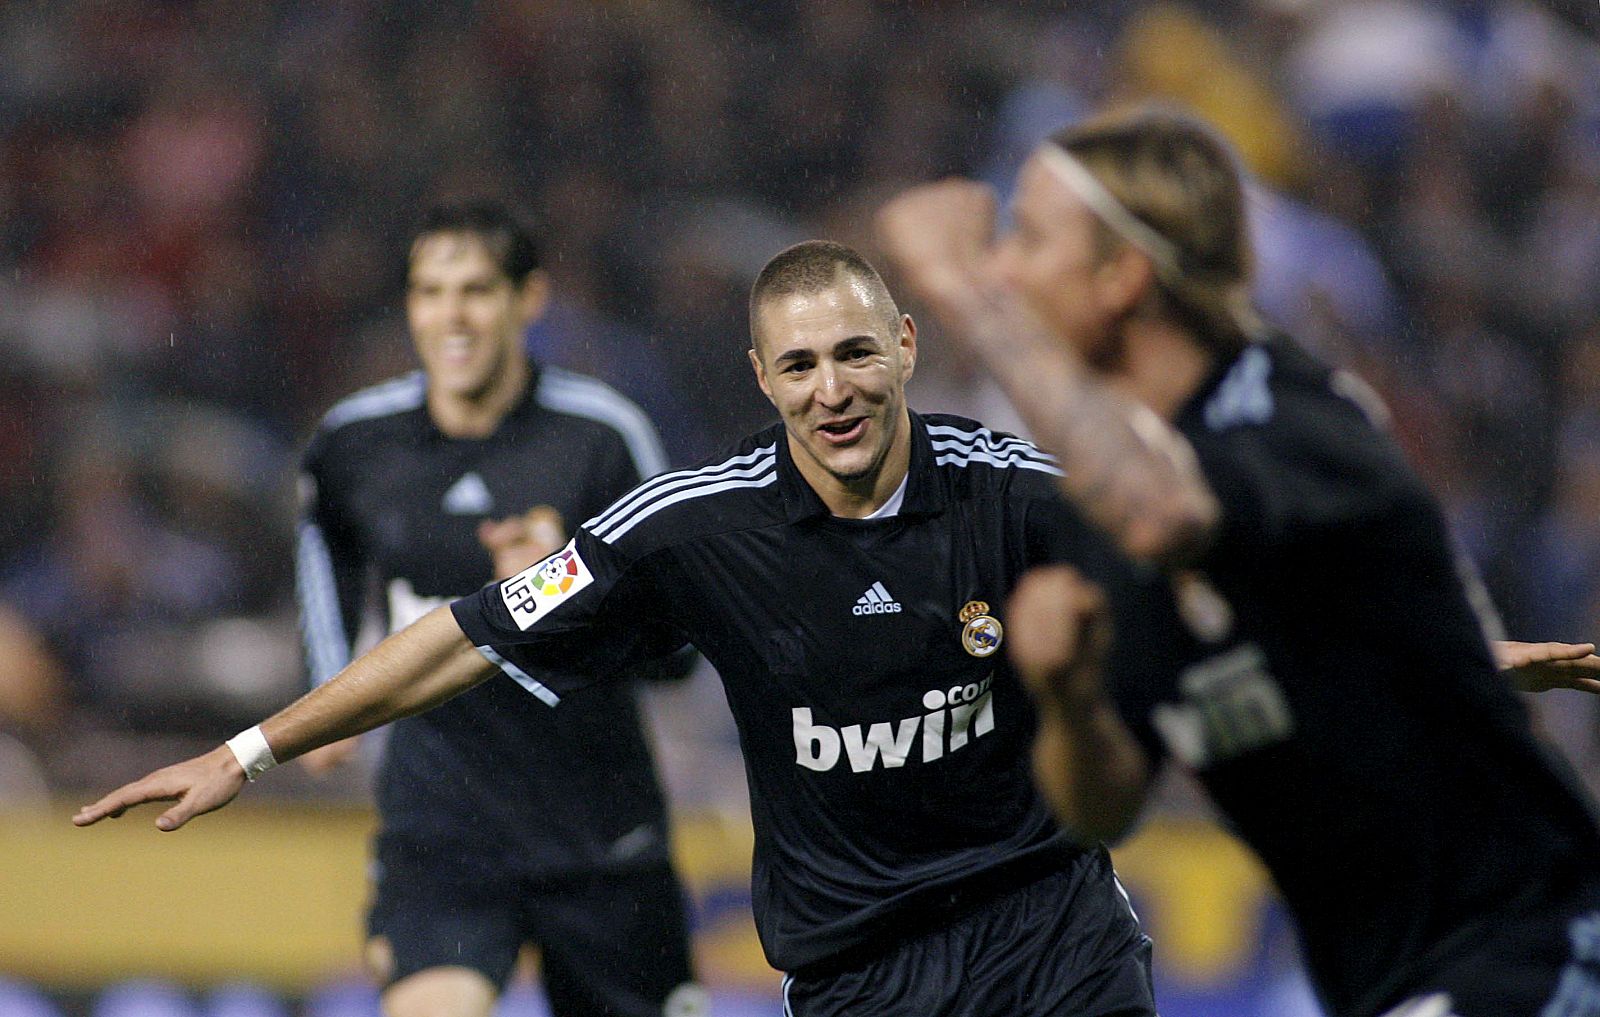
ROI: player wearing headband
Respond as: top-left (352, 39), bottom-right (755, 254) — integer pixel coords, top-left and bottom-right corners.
top-left (879, 104), bottom-right (1600, 1017)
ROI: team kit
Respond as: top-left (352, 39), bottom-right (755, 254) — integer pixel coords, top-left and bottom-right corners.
top-left (71, 113), bottom-right (1600, 1017)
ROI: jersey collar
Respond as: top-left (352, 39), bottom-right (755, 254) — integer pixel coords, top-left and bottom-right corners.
top-left (774, 410), bottom-right (950, 523)
top-left (421, 360), bottom-right (544, 443)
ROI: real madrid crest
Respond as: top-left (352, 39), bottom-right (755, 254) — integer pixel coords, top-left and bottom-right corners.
top-left (959, 600), bottom-right (1003, 658)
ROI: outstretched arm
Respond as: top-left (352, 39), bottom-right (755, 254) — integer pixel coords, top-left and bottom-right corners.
top-left (877, 181), bottom-right (1219, 567)
top-left (1009, 565), bottom-right (1152, 843)
top-left (1495, 640), bottom-right (1600, 695)
top-left (73, 606), bottom-right (495, 831)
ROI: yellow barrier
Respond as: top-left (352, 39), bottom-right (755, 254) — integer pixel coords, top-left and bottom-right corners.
top-left (0, 805), bottom-right (1271, 991)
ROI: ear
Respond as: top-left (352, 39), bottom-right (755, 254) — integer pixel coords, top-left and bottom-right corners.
top-left (749, 346), bottom-right (776, 406)
top-left (1095, 247), bottom-right (1155, 320)
top-left (516, 271), bottom-right (554, 326)
top-left (898, 314), bottom-right (917, 384)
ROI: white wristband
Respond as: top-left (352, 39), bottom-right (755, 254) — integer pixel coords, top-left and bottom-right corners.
top-left (226, 726), bottom-right (278, 782)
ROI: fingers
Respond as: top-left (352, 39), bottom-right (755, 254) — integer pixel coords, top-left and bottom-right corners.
top-left (876, 180), bottom-right (999, 294)
top-left (1523, 641), bottom-right (1596, 664)
top-left (155, 795), bottom-right (207, 832)
top-left (475, 518), bottom-right (522, 552)
top-left (1005, 565), bottom-right (1109, 699)
top-left (1495, 640), bottom-right (1598, 669)
top-left (1551, 644), bottom-right (1600, 664)
top-left (477, 507), bottom-right (565, 557)
top-left (72, 773), bottom-right (184, 827)
top-left (522, 506), bottom-right (565, 557)
top-left (299, 735), bottom-right (361, 775)
top-left (74, 749), bottom-right (244, 831)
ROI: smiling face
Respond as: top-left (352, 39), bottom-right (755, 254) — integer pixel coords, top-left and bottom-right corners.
top-left (750, 271), bottom-right (917, 509)
top-left (406, 231), bottom-right (548, 405)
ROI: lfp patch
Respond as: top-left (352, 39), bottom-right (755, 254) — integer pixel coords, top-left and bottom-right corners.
top-left (501, 541), bottom-right (594, 630)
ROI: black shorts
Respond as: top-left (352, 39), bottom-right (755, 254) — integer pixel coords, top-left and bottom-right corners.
top-left (1378, 879), bottom-right (1600, 1017)
top-left (780, 846), bottom-right (1156, 1017)
top-left (368, 836), bottom-right (699, 1017)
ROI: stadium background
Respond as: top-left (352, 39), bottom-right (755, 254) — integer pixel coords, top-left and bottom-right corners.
top-left (2, 0), bottom-right (1599, 1014)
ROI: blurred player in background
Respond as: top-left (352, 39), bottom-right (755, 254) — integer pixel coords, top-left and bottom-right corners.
top-left (294, 201), bottom-right (701, 1017)
top-left (78, 241), bottom-right (1159, 1017)
top-left (879, 104), bottom-right (1600, 1017)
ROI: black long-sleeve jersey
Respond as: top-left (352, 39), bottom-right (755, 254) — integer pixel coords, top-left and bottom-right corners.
top-left (452, 411), bottom-right (1127, 973)
top-left (1104, 334), bottom-right (1600, 1017)
top-left (297, 364), bottom-right (679, 875)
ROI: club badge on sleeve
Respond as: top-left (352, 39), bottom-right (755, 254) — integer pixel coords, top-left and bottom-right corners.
top-left (502, 540), bottom-right (595, 630)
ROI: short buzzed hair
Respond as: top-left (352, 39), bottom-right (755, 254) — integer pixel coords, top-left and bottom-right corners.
top-left (749, 240), bottom-right (900, 349)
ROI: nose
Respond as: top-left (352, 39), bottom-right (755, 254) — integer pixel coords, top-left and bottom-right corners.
top-left (813, 361), bottom-right (851, 410)
top-left (444, 291), bottom-right (469, 325)
top-left (991, 237), bottom-right (1018, 287)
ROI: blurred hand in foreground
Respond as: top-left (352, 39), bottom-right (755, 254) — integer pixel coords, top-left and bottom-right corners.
top-left (876, 179), bottom-right (1000, 325)
top-left (1007, 565), bottom-right (1113, 713)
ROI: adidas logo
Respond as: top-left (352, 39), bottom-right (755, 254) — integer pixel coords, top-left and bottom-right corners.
top-left (442, 471), bottom-right (494, 515)
top-left (852, 581), bottom-right (902, 616)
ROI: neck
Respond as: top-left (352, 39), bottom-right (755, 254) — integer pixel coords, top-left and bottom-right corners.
top-left (428, 356), bottom-right (531, 438)
top-left (1115, 319), bottom-right (1216, 421)
top-left (791, 408), bottom-right (914, 518)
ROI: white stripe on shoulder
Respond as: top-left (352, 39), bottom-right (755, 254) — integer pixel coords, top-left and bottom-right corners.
top-left (929, 435), bottom-right (1058, 465)
top-left (926, 422), bottom-right (1063, 475)
top-left (586, 444), bottom-right (777, 535)
top-left (1204, 345), bottom-right (1274, 430)
top-left (594, 464), bottom-right (778, 544)
top-left (928, 418), bottom-right (1049, 454)
top-left (536, 367), bottom-right (669, 479)
top-left (934, 449), bottom-right (1064, 476)
top-left (473, 644), bottom-right (561, 706)
top-left (321, 372), bottom-right (427, 432)
top-left (295, 521), bottom-right (350, 685)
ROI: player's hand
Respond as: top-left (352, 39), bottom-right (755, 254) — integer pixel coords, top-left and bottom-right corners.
top-left (72, 745), bottom-right (247, 832)
top-left (876, 179), bottom-right (999, 321)
top-left (1495, 640), bottom-right (1600, 694)
top-left (300, 734), bottom-right (362, 775)
top-left (477, 506), bottom-right (565, 581)
top-left (1006, 565), bottom-right (1114, 714)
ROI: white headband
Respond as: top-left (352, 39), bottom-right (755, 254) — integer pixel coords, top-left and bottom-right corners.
top-left (1034, 142), bottom-right (1182, 279)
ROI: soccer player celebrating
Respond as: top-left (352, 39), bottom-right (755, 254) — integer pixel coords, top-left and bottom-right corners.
top-left (77, 241), bottom-right (1158, 1016)
top-left (293, 202), bottom-right (700, 1017)
top-left (877, 105), bottom-right (1600, 1017)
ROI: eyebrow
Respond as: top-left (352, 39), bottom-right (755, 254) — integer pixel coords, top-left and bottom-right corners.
top-left (772, 334), bottom-right (879, 368)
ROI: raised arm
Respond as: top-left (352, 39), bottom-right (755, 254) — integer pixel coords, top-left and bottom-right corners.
top-left (877, 180), bottom-right (1218, 567)
top-left (73, 605), bottom-right (495, 831)
top-left (1008, 565), bottom-right (1151, 843)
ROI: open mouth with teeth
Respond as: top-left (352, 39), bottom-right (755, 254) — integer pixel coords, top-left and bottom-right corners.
top-left (439, 334), bottom-right (478, 366)
top-left (817, 417), bottom-right (868, 445)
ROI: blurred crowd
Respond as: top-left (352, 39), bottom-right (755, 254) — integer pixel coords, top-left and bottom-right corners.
top-left (2, 0), bottom-right (1600, 800)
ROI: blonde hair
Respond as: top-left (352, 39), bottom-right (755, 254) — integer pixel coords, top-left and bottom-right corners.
top-left (1049, 105), bottom-right (1259, 355)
